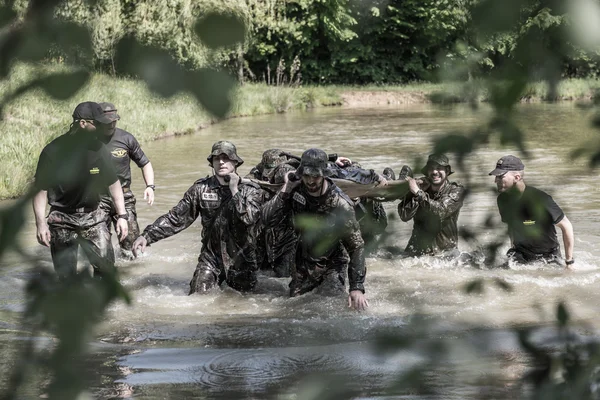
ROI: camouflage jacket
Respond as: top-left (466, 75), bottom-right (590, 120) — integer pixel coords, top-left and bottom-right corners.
top-left (142, 175), bottom-right (262, 269)
top-left (398, 180), bottom-right (465, 256)
top-left (262, 179), bottom-right (366, 292)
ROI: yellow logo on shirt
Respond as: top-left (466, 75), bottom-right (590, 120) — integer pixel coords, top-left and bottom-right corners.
top-left (111, 148), bottom-right (128, 158)
top-left (523, 220), bottom-right (536, 226)
top-left (90, 167), bottom-right (100, 175)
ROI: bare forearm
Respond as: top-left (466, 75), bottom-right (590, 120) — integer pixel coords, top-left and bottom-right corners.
top-left (108, 181), bottom-right (126, 214)
top-left (142, 162), bottom-right (154, 186)
top-left (559, 217), bottom-right (574, 260)
top-left (32, 190), bottom-right (48, 225)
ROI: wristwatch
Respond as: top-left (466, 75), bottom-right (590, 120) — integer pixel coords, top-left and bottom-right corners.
top-left (146, 184), bottom-right (156, 190)
top-left (565, 259), bottom-right (575, 265)
top-left (117, 214), bottom-right (128, 220)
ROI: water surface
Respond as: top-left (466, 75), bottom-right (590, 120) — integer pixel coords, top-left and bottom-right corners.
top-left (1, 103), bottom-right (599, 398)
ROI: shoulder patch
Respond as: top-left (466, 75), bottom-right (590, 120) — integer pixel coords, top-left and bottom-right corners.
top-left (202, 192), bottom-right (219, 201)
top-left (293, 192), bottom-right (306, 205)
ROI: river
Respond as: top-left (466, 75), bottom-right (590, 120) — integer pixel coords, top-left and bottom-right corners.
top-left (1, 103), bottom-right (599, 399)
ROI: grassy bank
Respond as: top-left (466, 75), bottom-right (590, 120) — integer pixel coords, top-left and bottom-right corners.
top-left (336, 79), bottom-right (600, 106)
top-left (0, 64), bottom-right (341, 199)
top-left (1, 63), bottom-right (599, 200)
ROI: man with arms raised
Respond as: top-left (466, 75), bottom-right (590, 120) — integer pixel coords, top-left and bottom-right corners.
top-left (132, 141), bottom-right (263, 293)
top-left (262, 148), bottom-right (368, 311)
top-left (398, 154), bottom-right (465, 257)
top-left (490, 155), bottom-right (575, 269)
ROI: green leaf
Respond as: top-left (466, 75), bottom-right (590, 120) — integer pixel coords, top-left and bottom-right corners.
top-left (38, 70), bottom-right (90, 100)
top-left (194, 12), bottom-right (246, 49)
top-left (0, 6), bottom-right (16, 28)
top-left (0, 27), bottom-right (21, 78)
top-left (465, 279), bottom-right (484, 294)
top-left (187, 68), bottom-right (235, 118)
top-left (0, 198), bottom-right (27, 258)
top-left (493, 278), bottom-right (513, 292)
top-left (557, 301), bottom-right (569, 327)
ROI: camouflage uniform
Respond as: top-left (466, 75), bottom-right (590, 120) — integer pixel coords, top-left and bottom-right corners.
top-left (398, 154), bottom-right (465, 256)
top-left (34, 102), bottom-right (118, 279)
top-left (246, 149), bottom-right (297, 277)
top-left (141, 142), bottom-right (262, 293)
top-left (262, 149), bottom-right (366, 297)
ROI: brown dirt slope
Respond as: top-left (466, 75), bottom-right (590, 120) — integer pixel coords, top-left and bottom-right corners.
top-left (341, 91), bottom-right (430, 107)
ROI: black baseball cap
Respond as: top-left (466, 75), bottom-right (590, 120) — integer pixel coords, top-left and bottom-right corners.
top-left (489, 155), bottom-right (525, 176)
top-left (72, 101), bottom-right (113, 124)
top-left (99, 102), bottom-right (120, 122)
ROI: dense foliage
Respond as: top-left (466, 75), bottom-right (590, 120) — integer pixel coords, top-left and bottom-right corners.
top-left (5, 0), bottom-right (599, 83)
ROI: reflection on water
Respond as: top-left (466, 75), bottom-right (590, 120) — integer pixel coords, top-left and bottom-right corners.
top-left (2, 103), bottom-right (600, 398)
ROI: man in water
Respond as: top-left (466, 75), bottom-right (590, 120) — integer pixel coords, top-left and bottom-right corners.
top-left (489, 155), bottom-right (575, 269)
top-left (262, 148), bottom-right (368, 311)
top-left (97, 102), bottom-right (156, 260)
top-left (246, 149), bottom-right (297, 277)
top-left (32, 101), bottom-right (128, 278)
top-left (132, 141), bottom-right (263, 293)
top-left (398, 154), bottom-right (465, 256)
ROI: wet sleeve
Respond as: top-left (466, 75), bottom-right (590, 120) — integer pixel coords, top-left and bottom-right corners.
top-left (244, 166), bottom-right (261, 179)
top-left (398, 194), bottom-right (420, 222)
top-left (142, 184), bottom-right (201, 244)
top-left (262, 191), bottom-right (293, 228)
top-left (418, 185), bottom-right (465, 219)
top-left (231, 185), bottom-right (262, 226)
top-left (342, 168), bottom-right (380, 185)
top-left (338, 199), bottom-right (366, 293)
top-left (544, 194), bottom-right (565, 224)
top-left (126, 133), bottom-right (150, 168)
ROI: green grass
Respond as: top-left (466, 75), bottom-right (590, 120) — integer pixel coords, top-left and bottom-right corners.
top-left (0, 65), bottom-right (342, 199)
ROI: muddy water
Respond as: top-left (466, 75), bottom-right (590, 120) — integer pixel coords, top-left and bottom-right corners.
top-left (1, 103), bottom-right (600, 399)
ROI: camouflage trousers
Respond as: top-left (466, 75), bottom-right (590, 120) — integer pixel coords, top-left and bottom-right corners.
top-left (99, 190), bottom-right (140, 258)
top-left (290, 243), bottom-right (348, 297)
top-left (260, 227), bottom-right (296, 278)
top-left (47, 208), bottom-right (114, 279)
top-left (188, 244), bottom-right (258, 294)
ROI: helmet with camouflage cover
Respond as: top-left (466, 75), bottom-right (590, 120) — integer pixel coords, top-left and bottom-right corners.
top-left (207, 140), bottom-right (244, 167)
top-left (296, 148), bottom-right (332, 177)
top-left (260, 148), bottom-right (287, 179)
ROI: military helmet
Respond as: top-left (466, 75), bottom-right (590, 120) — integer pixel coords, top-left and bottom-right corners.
top-left (260, 149), bottom-right (287, 178)
top-left (207, 140), bottom-right (244, 167)
top-left (296, 148), bottom-right (331, 177)
top-left (421, 153), bottom-right (454, 176)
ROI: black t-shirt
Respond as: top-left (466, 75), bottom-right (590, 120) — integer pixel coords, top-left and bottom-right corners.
top-left (497, 186), bottom-right (564, 255)
top-left (99, 128), bottom-right (149, 188)
top-left (34, 132), bottom-right (118, 210)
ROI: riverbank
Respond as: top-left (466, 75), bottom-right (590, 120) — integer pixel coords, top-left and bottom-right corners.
top-left (0, 65), bottom-right (341, 199)
top-left (339, 79), bottom-right (600, 107)
top-left (1, 63), bottom-right (599, 199)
